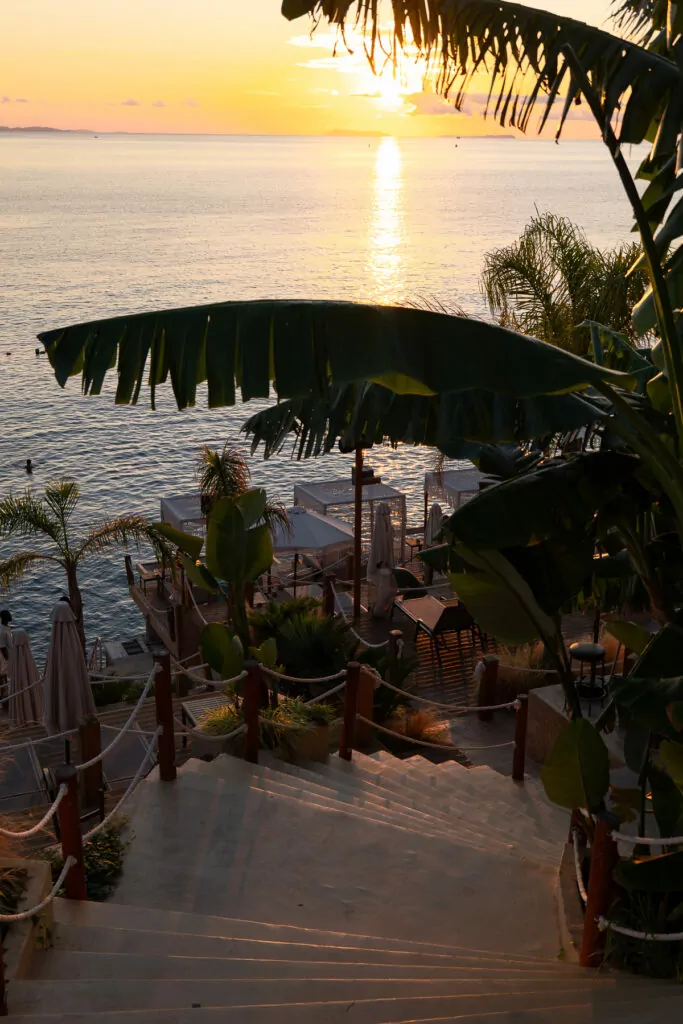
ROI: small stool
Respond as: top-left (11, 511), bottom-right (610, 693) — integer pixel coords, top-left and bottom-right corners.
top-left (569, 641), bottom-right (607, 714)
top-left (407, 537), bottom-right (423, 562)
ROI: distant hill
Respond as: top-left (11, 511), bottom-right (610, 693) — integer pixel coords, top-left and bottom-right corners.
top-left (0, 126), bottom-right (94, 133)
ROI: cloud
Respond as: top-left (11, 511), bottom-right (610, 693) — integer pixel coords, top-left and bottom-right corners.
top-left (1, 96), bottom-right (9, 104)
top-left (121, 98), bottom-right (140, 107)
top-left (184, 98), bottom-right (200, 108)
top-left (152, 100), bottom-right (166, 108)
top-left (297, 55), bottom-right (362, 74)
top-left (407, 91), bottom-right (460, 116)
top-left (288, 32), bottom-right (338, 49)
top-left (15, 97), bottom-right (29, 104)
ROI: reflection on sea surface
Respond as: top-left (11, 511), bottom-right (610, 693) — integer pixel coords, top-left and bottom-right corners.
top-left (367, 137), bottom-right (404, 303)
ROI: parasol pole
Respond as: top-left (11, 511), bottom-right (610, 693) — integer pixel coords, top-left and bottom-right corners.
top-left (293, 552), bottom-right (298, 596)
top-left (354, 446), bottom-right (363, 620)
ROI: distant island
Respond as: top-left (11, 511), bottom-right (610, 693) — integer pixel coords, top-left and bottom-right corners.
top-left (0, 126), bottom-right (94, 134)
top-left (326, 129), bottom-right (389, 137)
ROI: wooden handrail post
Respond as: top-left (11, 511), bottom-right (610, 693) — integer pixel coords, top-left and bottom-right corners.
top-left (580, 819), bottom-right (620, 968)
top-left (153, 651), bottom-right (176, 782)
top-left (55, 764), bottom-right (86, 901)
top-left (388, 630), bottom-right (402, 686)
top-left (124, 554), bottom-right (135, 587)
top-left (323, 573), bottom-right (336, 618)
top-left (512, 694), bottom-right (528, 782)
top-left (0, 934), bottom-right (7, 1016)
top-left (477, 655), bottom-right (499, 722)
top-left (78, 718), bottom-right (104, 818)
top-left (355, 667), bottom-right (375, 748)
top-left (339, 662), bottom-right (361, 761)
top-left (244, 661), bottom-right (261, 764)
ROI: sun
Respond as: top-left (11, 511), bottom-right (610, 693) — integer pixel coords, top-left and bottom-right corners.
top-left (376, 75), bottom-right (406, 112)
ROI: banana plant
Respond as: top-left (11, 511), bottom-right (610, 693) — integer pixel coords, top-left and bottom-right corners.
top-left (155, 488), bottom-right (274, 666)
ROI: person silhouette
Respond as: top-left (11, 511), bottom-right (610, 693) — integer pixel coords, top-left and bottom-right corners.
top-left (25, 459), bottom-right (33, 474)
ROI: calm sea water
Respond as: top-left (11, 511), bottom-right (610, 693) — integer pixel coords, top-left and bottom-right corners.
top-left (0, 132), bottom-right (641, 656)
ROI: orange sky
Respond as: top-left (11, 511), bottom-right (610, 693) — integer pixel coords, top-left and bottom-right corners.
top-left (1, 0), bottom-right (614, 137)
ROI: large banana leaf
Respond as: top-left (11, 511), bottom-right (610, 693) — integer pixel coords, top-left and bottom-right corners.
top-left (243, 382), bottom-right (607, 460)
top-left (282, 1), bottom-right (681, 145)
top-left (442, 451), bottom-right (639, 549)
top-left (38, 301), bottom-right (633, 411)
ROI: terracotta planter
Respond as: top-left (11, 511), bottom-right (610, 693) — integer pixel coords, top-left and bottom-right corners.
top-left (278, 724), bottom-right (331, 764)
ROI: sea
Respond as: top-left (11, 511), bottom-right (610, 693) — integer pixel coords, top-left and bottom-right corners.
top-left (0, 132), bottom-right (643, 657)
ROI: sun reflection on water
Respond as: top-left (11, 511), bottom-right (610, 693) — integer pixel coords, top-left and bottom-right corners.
top-left (368, 137), bottom-right (405, 303)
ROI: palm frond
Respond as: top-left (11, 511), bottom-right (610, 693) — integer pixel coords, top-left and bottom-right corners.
top-left (262, 499), bottom-right (290, 532)
top-left (42, 479), bottom-right (80, 550)
top-left (0, 491), bottom-right (61, 546)
top-left (0, 551), bottom-right (56, 593)
top-left (75, 515), bottom-right (170, 564)
top-left (283, 0), bottom-right (681, 144)
top-left (196, 444), bottom-right (251, 505)
top-left (481, 213), bottom-right (649, 354)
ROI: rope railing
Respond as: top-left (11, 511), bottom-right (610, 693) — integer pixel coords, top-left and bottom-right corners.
top-left (75, 665), bottom-right (159, 772)
top-left (260, 665), bottom-right (347, 685)
top-left (0, 784), bottom-right (67, 838)
top-left (304, 680), bottom-right (347, 704)
top-left (597, 917), bottom-right (683, 942)
top-left (571, 829), bottom-right (588, 906)
top-left (88, 670), bottom-right (155, 682)
top-left (169, 656), bottom-right (247, 687)
top-left (376, 677), bottom-right (518, 714)
top-left (81, 729), bottom-right (161, 843)
top-left (188, 581), bottom-right (210, 626)
top-left (610, 830), bottom-right (683, 847)
top-left (0, 856), bottom-right (76, 923)
top-left (354, 715), bottom-right (515, 752)
top-left (0, 675), bottom-right (46, 706)
top-left (331, 586), bottom-right (389, 649)
top-left (0, 727), bottom-right (78, 755)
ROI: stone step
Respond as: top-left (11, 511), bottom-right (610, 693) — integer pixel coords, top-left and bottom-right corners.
top-left (181, 757), bottom-right (521, 858)
top-left (34, 948), bottom-right (588, 983)
top-left (259, 755), bottom-right (542, 860)
top-left (100, 777), bottom-right (563, 957)
top-left (52, 900), bottom-right (564, 967)
top-left (399, 758), bottom-right (567, 838)
top-left (340, 751), bottom-right (564, 836)
top-left (8, 976), bottom-right (637, 1017)
top-left (319, 754), bottom-right (564, 859)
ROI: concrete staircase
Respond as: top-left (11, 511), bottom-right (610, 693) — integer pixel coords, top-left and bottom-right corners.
top-left (11, 751), bottom-right (683, 1021)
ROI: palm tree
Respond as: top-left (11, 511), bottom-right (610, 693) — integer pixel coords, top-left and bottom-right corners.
top-left (196, 443), bottom-right (289, 530)
top-left (0, 479), bottom-right (169, 651)
top-left (480, 212), bottom-right (648, 356)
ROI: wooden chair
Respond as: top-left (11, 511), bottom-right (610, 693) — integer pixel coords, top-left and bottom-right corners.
top-left (417, 602), bottom-right (487, 673)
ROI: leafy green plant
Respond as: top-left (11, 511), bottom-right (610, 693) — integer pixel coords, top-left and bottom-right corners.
top-left (196, 441), bottom-right (288, 530)
top-left (276, 613), bottom-right (355, 682)
top-left (357, 645), bottom-right (419, 724)
top-left (198, 697), bottom-right (336, 751)
top-left (50, 821), bottom-right (130, 902)
top-left (248, 597), bottom-right (322, 647)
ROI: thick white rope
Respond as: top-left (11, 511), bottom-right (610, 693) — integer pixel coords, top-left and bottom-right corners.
top-left (304, 680), bottom-right (347, 704)
top-left (610, 830), bottom-right (683, 847)
top-left (260, 665), bottom-right (347, 685)
top-left (170, 657), bottom-right (248, 686)
top-left (355, 715), bottom-right (515, 752)
top-left (89, 671), bottom-right (154, 682)
top-left (0, 856), bottom-right (76, 923)
top-left (0, 675), bottom-right (45, 705)
top-left (75, 665), bottom-right (158, 772)
top-left (81, 729), bottom-right (161, 843)
top-left (0, 727), bottom-right (78, 755)
top-left (597, 917), bottom-right (683, 942)
top-left (173, 715), bottom-right (247, 742)
top-left (377, 677), bottom-right (518, 713)
top-left (0, 784), bottom-right (67, 838)
top-left (331, 585), bottom-right (389, 649)
top-left (188, 581), bottom-right (210, 625)
top-left (571, 829), bottom-right (588, 906)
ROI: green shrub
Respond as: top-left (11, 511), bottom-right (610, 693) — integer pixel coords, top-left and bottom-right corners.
top-left (276, 614), bottom-right (355, 681)
top-left (198, 697), bottom-right (336, 749)
top-left (358, 646), bottom-right (419, 724)
top-left (249, 598), bottom-right (322, 646)
top-left (50, 821), bottom-right (130, 902)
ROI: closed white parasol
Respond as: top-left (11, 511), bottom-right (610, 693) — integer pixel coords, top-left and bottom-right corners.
top-left (425, 503), bottom-right (444, 547)
top-left (8, 629), bottom-right (43, 728)
top-left (43, 602), bottom-right (96, 734)
top-left (367, 503), bottom-right (394, 585)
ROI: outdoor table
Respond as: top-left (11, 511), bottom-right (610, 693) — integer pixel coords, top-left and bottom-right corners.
top-left (394, 594), bottom-right (446, 633)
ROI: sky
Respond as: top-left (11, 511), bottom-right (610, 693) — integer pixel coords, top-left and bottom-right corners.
top-left (1, 0), bottom-right (617, 137)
